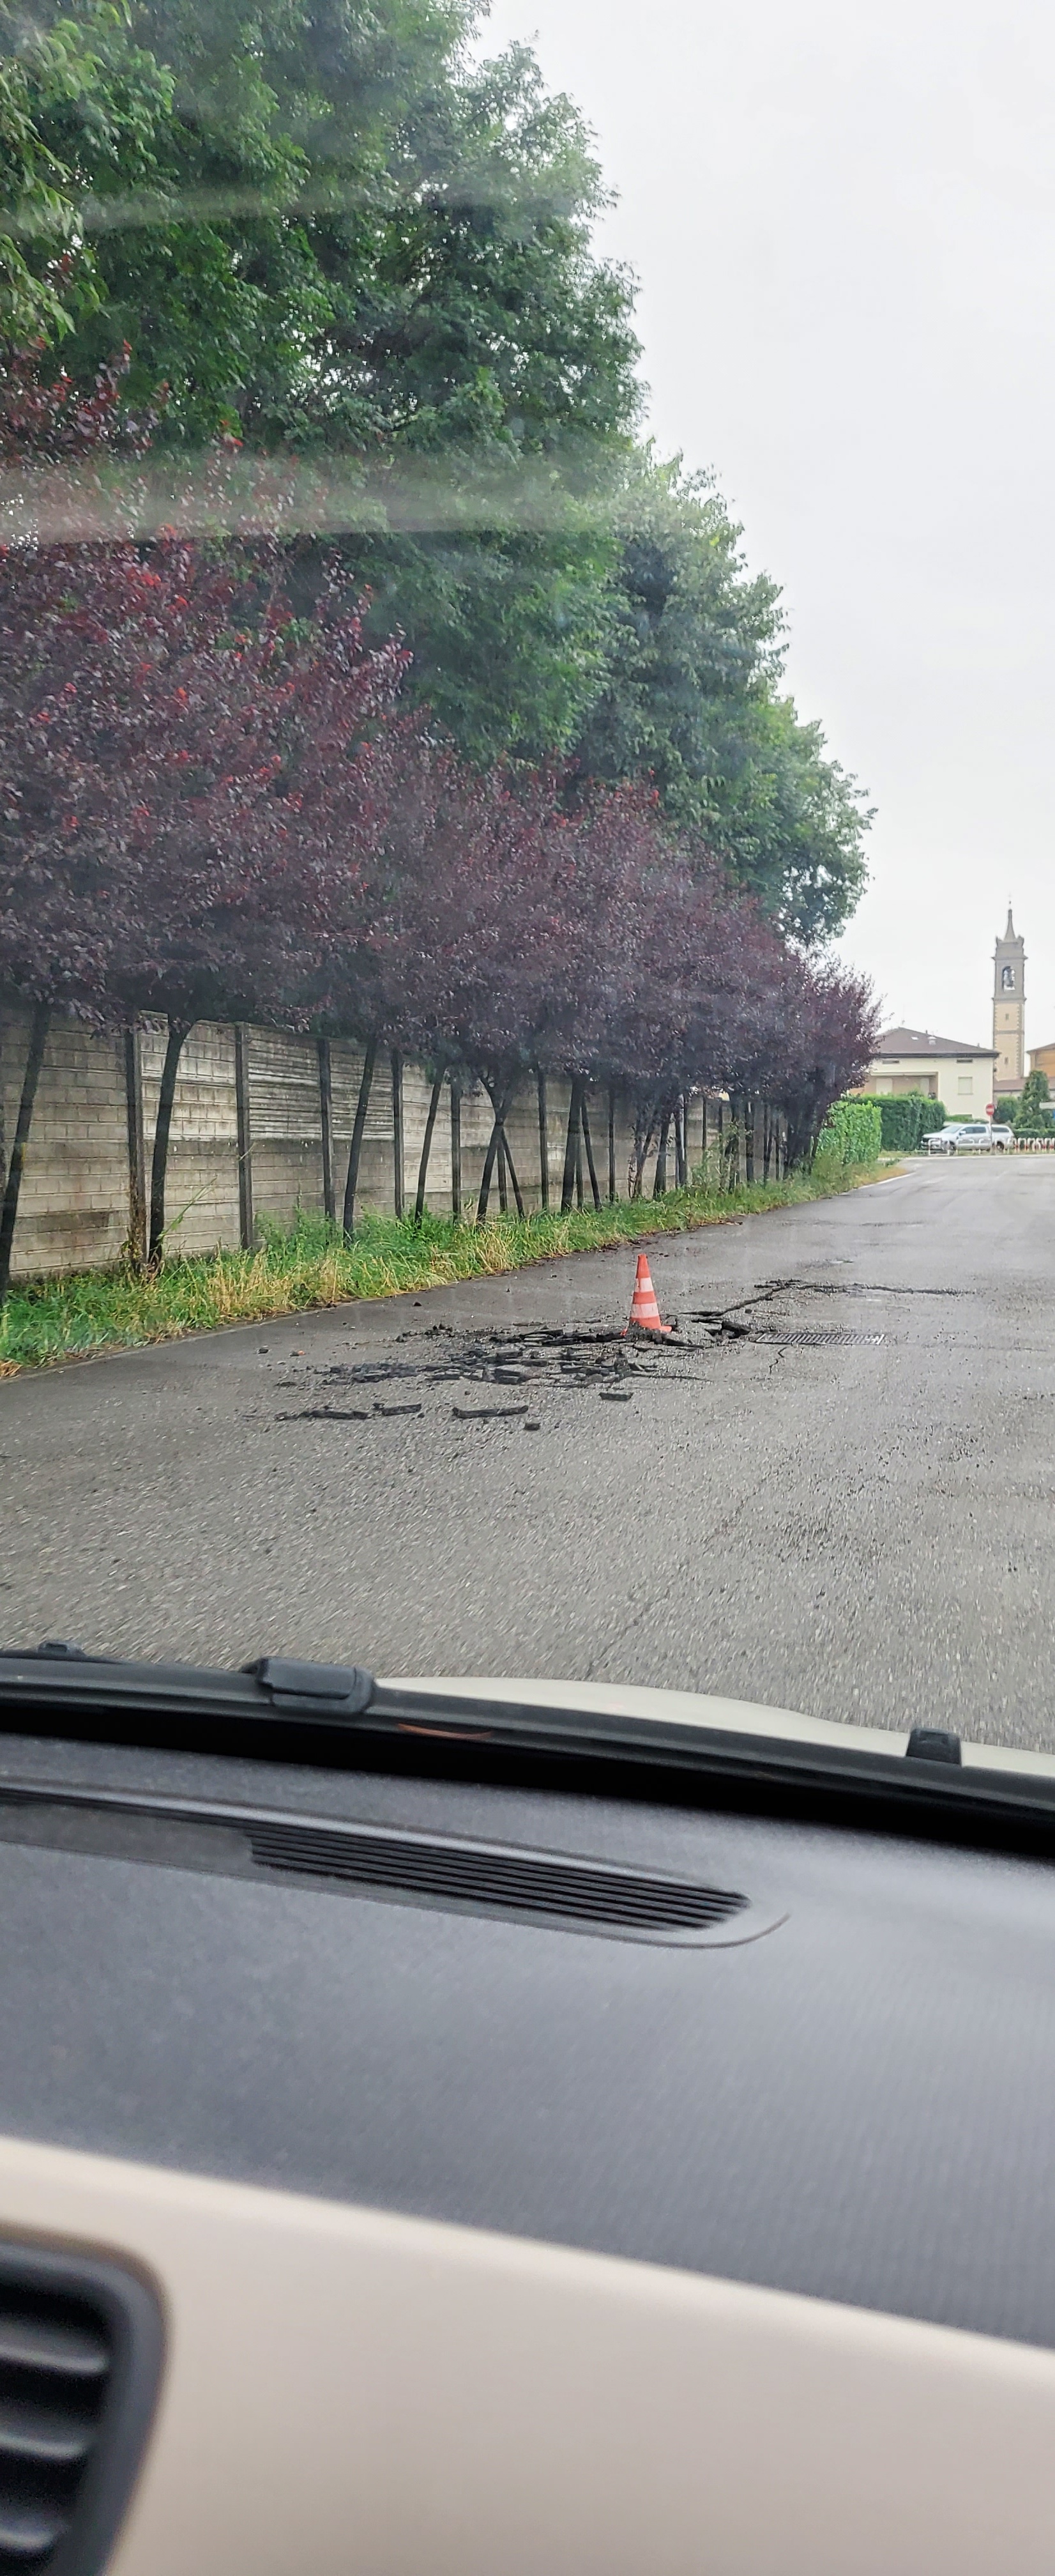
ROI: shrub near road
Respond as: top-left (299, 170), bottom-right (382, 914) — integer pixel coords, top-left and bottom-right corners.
top-left (855, 1093), bottom-right (945, 1153)
top-left (820, 1098), bottom-right (882, 1163)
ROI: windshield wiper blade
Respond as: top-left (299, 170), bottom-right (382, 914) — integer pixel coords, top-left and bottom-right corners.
top-left (1, 1649), bottom-right (1054, 1846)
top-left (0, 1644), bottom-right (375, 1721)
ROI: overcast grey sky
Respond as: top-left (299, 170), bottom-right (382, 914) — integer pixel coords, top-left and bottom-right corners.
top-left (482, 0), bottom-right (1055, 1059)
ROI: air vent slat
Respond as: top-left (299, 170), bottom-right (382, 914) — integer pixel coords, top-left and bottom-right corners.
top-left (0, 2398), bottom-right (94, 2465)
top-left (0, 2250), bottom-right (162, 2576)
top-left (0, 2498), bottom-right (66, 2561)
top-left (0, 2320), bottom-right (106, 2378)
top-left (247, 1822), bottom-right (748, 1940)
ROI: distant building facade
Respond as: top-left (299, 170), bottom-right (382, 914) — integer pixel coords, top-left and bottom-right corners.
top-left (1029, 1041), bottom-right (1055, 1085)
top-left (854, 1027), bottom-right (997, 1116)
top-left (993, 907), bottom-right (1026, 1096)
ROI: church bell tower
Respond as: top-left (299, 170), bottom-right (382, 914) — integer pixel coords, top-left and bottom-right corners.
top-left (993, 907), bottom-right (1026, 1096)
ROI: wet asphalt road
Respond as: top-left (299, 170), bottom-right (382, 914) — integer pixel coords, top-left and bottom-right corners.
top-left (3, 1156), bottom-right (1055, 1749)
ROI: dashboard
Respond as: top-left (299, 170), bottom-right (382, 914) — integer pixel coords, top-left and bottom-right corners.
top-left (0, 1695), bottom-right (1052, 2573)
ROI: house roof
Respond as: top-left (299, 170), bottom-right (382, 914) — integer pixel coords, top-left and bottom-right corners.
top-left (873, 1027), bottom-right (997, 1061)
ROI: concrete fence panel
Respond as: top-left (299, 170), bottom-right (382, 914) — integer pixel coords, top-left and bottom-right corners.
top-left (1, 1000), bottom-right (750, 1282)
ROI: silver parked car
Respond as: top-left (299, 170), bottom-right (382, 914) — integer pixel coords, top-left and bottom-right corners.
top-left (932, 1121), bottom-right (1013, 1153)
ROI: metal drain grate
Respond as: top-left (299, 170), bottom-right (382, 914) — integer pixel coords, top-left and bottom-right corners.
top-left (756, 1326), bottom-right (887, 1348)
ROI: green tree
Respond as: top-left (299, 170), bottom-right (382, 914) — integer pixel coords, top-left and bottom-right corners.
top-left (1013, 1070), bottom-right (1052, 1137)
top-left (0, 4), bottom-right (173, 344)
top-left (20, 4), bottom-right (638, 760)
top-left (7, 0), bottom-right (870, 930)
top-left (570, 458), bottom-right (870, 940)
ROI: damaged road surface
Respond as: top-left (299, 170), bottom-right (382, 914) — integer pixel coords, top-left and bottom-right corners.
top-left (4, 1156), bottom-right (1055, 1751)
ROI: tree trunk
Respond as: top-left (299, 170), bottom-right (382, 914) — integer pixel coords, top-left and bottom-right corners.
top-left (630, 1107), bottom-right (658, 1200)
top-left (653, 1107), bottom-right (671, 1198)
top-left (450, 1078), bottom-right (462, 1220)
top-left (580, 1089), bottom-right (602, 1208)
top-left (536, 1069), bottom-right (549, 1211)
top-left (745, 1095), bottom-right (755, 1186)
top-left (342, 1037), bottom-right (377, 1236)
top-left (483, 1081), bottom-right (524, 1220)
top-left (561, 1079), bottom-right (582, 1213)
top-left (413, 1071), bottom-right (444, 1227)
top-left (317, 1038), bottom-right (335, 1225)
top-left (391, 1050), bottom-right (404, 1218)
top-left (607, 1087), bottom-right (616, 1203)
top-left (501, 1128), bottom-right (524, 1217)
top-left (0, 1001), bottom-right (49, 1302)
top-left (475, 1117), bottom-right (502, 1223)
top-left (123, 1025), bottom-right (147, 1271)
top-left (234, 1024), bottom-right (254, 1252)
top-left (763, 1103), bottom-right (772, 1182)
top-left (148, 1018), bottom-right (192, 1265)
top-left (701, 1093), bottom-right (708, 1180)
top-left (676, 1095), bottom-right (688, 1188)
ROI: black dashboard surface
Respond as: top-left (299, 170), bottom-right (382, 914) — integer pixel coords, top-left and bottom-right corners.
top-left (0, 1726), bottom-right (1053, 2349)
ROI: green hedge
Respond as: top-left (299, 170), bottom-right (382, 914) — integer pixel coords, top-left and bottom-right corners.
top-left (819, 1097), bottom-right (883, 1163)
top-left (855, 1092), bottom-right (945, 1151)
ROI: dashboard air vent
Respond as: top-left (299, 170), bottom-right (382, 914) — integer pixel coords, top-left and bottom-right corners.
top-left (0, 2247), bottom-right (162, 2576)
top-left (248, 1818), bottom-right (751, 1943)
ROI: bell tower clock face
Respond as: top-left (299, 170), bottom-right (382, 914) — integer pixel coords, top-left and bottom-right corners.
top-left (993, 909), bottom-right (1026, 1092)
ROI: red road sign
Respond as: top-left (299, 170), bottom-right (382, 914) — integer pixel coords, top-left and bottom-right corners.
top-left (985, 1104), bottom-right (994, 1117)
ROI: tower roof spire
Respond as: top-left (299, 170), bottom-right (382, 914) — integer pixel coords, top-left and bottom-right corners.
top-left (1005, 903), bottom-right (1016, 940)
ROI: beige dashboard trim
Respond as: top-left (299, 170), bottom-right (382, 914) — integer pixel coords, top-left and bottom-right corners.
top-left (0, 2131), bottom-right (1050, 2575)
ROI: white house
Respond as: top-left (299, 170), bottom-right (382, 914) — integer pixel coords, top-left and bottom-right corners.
top-left (855, 1027), bottom-right (998, 1118)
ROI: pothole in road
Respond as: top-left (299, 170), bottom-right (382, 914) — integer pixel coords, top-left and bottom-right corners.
top-left (270, 1319), bottom-right (718, 1423)
top-left (266, 1275), bottom-right (942, 1428)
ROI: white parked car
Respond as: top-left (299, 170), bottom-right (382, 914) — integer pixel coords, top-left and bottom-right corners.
top-left (930, 1121), bottom-right (1013, 1153)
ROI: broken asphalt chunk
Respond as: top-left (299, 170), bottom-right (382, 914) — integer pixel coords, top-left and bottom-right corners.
top-left (453, 1402), bottom-right (531, 1421)
top-left (278, 1407), bottom-right (370, 1422)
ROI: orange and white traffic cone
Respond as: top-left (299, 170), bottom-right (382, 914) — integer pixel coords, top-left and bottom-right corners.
top-left (623, 1250), bottom-right (672, 1335)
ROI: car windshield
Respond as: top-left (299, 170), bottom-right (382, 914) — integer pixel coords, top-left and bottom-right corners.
top-left (1, 0), bottom-right (1052, 1761)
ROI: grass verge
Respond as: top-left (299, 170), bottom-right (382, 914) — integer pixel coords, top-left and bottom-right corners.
top-left (0, 1156), bottom-right (886, 1375)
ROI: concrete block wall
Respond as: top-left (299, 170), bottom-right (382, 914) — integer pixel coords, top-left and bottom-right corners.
top-left (2, 999), bottom-right (745, 1280)
top-left (0, 1013), bottom-right (130, 1274)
